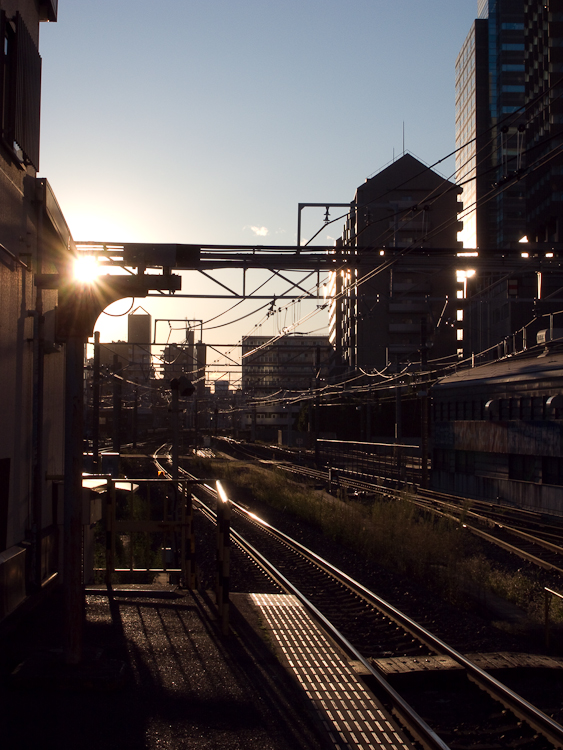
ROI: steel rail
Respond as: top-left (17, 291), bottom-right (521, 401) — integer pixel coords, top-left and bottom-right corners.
top-left (191, 484), bottom-right (450, 750)
top-left (278, 461), bottom-right (563, 574)
top-left (415, 488), bottom-right (563, 537)
top-left (412, 493), bottom-right (563, 551)
top-left (404, 495), bottom-right (563, 575)
top-left (150, 449), bottom-right (449, 749)
top-left (223, 491), bottom-right (563, 750)
top-left (152, 446), bottom-right (563, 747)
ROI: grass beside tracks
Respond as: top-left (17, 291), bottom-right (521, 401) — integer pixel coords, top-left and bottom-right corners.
top-left (191, 458), bottom-right (563, 630)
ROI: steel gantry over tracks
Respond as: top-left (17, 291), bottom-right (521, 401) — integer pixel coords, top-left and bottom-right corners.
top-left (74, 241), bottom-right (563, 302)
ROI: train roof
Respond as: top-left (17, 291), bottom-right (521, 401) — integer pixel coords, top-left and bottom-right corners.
top-left (433, 349), bottom-right (563, 392)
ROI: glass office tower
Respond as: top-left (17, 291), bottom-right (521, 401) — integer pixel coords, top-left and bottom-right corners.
top-left (456, 0), bottom-right (526, 249)
top-left (455, 19), bottom-right (490, 249)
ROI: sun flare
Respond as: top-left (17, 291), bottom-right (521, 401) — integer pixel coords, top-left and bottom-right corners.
top-left (73, 255), bottom-right (100, 283)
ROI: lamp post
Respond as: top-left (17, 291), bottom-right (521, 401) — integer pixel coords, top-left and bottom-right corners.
top-left (92, 331), bottom-right (100, 471)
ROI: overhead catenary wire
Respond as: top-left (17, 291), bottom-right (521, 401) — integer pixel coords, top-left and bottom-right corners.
top-left (96, 78), bottom-right (563, 403)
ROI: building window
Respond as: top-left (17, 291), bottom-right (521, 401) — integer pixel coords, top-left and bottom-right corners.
top-left (455, 450), bottom-right (475, 475)
top-left (521, 397), bottom-right (532, 420)
top-left (543, 457), bottom-right (563, 486)
top-left (433, 448), bottom-right (453, 472)
top-left (509, 454), bottom-right (538, 482)
top-left (509, 398), bottom-right (521, 420)
top-left (532, 397), bottom-right (545, 420)
top-left (0, 12), bottom-right (41, 170)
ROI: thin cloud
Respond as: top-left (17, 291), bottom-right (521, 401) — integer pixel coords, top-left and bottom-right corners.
top-left (245, 225), bottom-right (269, 237)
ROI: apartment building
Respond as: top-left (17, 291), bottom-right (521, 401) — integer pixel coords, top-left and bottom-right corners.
top-left (241, 334), bottom-right (330, 442)
top-left (328, 154), bottom-right (463, 376)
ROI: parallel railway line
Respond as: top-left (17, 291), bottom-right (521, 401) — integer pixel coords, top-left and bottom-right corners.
top-left (213, 437), bottom-right (563, 577)
top-left (147, 444), bottom-right (563, 750)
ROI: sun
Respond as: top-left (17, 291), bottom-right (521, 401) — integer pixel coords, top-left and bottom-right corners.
top-left (73, 254), bottom-right (100, 283)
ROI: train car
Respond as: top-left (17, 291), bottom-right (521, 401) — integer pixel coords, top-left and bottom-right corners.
top-left (431, 348), bottom-right (563, 517)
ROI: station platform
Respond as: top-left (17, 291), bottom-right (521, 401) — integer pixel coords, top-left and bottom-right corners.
top-left (242, 592), bottom-right (413, 750)
top-left (0, 586), bottom-right (413, 750)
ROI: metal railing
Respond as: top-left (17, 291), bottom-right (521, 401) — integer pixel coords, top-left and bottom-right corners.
top-left (91, 476), bottom-right (196, 588)
top-left (317, 438), bottom-right (423, 487)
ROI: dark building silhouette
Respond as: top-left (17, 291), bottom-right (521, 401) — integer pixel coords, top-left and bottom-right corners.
top-left (457, 1), bottom-right (563, 360)
top-left (241, 334), bottom-right (329, 443)
top-left (328, 154), bottom-right (463, 375)
top-left (457, 0), bottom-right (563, 248)
top-left (524, 0), bottom-right (563, 242)
top-left (456, 17), bottom-right (492, 250)
top-left (456, 0), bottom-right (527, 250)
top-left (0, 0), bottom-right (69, 623)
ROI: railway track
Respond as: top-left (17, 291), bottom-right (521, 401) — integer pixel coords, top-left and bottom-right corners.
top-left (409, 493), bottom-right (563, 575)
top-left (148, 445), bottom-right (563, 750)
top-left (212, 439), bottom-right (563, 577)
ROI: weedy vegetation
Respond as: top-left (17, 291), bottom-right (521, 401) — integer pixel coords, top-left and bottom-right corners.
top-left (190, 457), bottom-right (561, 627)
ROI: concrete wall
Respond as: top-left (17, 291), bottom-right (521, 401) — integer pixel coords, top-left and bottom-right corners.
top-left (0, 2), bottom-right (68, 608)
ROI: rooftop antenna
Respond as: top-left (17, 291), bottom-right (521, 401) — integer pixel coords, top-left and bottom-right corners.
top-left (402, 121), bottom-right (405, 155)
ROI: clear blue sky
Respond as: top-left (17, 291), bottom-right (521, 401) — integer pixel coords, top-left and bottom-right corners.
top-left (38, 1), bottom-right (479, 375)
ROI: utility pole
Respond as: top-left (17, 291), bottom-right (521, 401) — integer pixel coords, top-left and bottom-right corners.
top-left (132, 378), bottom-right (139, 449)
top-left (171, 380), bottom-right (180, 480)
top-left (394, 371), bottom-right (402, 441)
top-left (394, 356), bottom-right (403, 484)
top-left (194, 398), bottom-right (199, 456)
top-left (112, 353), bottom-right (122, 454)
top-left (420, 316), bottom-right (429, 489)
top-left (92, 331), bottom-right (100, 470)
top-left (314, 346), bottom-right (321, 464)
top-left (170, 376), bottom-right (195, 478)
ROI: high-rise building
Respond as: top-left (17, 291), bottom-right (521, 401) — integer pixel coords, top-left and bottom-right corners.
top-left (524, 0), bottom-right (563, 242)
top-left (455, 18), bottom-right (490, 249)
top-left (458, 1), bottom-right (563, 361)
top-left (328, 154), bottom-right (463, 375)
top-left (488, 0), bottom-right (527, 248)
top-left (242, 335), bottom-right (329, 395)
top-left (456, 0), bottom-right (527, 250)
